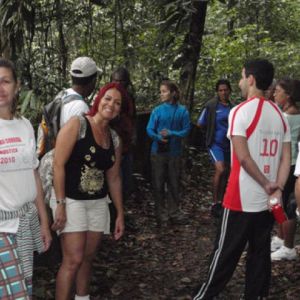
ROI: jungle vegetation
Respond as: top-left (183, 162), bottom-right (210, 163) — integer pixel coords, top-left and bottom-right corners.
top-left (1, 0), bottom-right (300, 125)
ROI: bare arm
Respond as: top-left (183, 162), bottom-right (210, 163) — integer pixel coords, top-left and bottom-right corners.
top-left (52, 117), bottom-right (80, 231)
top-left (231, 135), bottom-right (279, 195)
top-left (34, 169), bottom-right (52, 251)
top-left (106, 141), bottom-right (125, 240)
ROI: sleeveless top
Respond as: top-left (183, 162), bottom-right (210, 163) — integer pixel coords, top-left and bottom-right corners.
top-left (65, 117), bottom-right (116, 200)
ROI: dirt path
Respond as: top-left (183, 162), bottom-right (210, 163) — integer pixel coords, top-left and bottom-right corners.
top-left (33, 150), bottom-right (300, 299)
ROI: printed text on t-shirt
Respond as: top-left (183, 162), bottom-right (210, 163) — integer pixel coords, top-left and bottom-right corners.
top-left (260, 138), bottom-right (278, 157)
top-left (0, 137), bottom-right (22, 145)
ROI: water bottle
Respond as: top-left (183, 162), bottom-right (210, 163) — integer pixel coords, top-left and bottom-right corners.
top-left (270, 198), bottom-right (287, 224)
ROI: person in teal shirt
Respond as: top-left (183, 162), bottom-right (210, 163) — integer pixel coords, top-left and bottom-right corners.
top-left (147, 80), bottom-right (190, 227)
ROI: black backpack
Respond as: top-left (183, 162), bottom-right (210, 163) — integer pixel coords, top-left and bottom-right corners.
top-left (36, 90), bottom-right (83, 158)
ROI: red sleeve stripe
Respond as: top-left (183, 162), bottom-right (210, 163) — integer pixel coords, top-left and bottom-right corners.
top-left (230, 97), bottom-right (256, 136)
top-left (268, 100), bottom-right (287, 133)
top-left (246, 98), bottom-right (264, 139)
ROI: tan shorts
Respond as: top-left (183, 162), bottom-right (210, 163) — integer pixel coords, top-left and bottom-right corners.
top-left (50, 196), bottom-right (111, 234)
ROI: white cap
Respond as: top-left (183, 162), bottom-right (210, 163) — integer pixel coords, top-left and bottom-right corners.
top-left (70, 57), bottom-right (101, 78)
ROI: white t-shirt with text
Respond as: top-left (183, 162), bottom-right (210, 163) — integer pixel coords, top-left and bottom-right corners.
top-left (0, 117), bottom-right (39, 233)
top-left (223, 97), bottom-right (290, 212)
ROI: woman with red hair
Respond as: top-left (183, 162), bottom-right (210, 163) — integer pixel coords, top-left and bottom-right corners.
top-left (51, 82), bottom-right (126, 300)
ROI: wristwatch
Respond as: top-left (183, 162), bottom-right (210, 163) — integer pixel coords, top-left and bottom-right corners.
top-left (56, 199), bottom-right (66, 205)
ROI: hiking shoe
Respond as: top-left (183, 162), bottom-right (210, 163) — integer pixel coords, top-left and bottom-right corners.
top-left (271, 236), bottom-right (284, 252)
top-left (271, 245), bottom-right (297, 261)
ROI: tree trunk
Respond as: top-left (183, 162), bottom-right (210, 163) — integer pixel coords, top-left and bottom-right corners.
top-left (179, 0), bottom-right (208, 112)
top-left (227, 0), bottom-right (237, 36)
top-left (116, 0), bottom-right (130, 68)
top-left (55, 0), bottom-right (68, 82)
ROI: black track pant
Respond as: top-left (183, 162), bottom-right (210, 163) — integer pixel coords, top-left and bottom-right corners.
top-left (194, 208), bottom-right (274, 300)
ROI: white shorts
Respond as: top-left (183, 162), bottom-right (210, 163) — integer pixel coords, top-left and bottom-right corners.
top-left (50, 196), bottom-right (111, 234)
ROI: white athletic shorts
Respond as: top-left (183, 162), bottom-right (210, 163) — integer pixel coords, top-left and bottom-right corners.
top-left (50, 195), bottom-right (111, 234)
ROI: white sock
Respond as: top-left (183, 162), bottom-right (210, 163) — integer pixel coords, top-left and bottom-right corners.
top-left (74, 295), bottom-right (90, 300)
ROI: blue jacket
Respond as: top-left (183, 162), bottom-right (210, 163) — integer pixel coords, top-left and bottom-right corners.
top-left (147, 102), bottom-right (190, 156)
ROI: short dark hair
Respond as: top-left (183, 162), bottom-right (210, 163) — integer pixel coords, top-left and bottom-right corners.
top-left (71, 72), bottom-right (97, 86)
top-left (110, 67), bottom-right (131, 88)
top-left (215, 79), bottom-right (231, 92)
top-left (244, 59), bottom-right (274, 91)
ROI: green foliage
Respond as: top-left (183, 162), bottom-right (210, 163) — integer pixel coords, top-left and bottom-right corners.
top-left (192, 0), bottom-right (300, 121)
top-left (18, 89), bottom-right (43, 128)
top-left (1, 0), bottom-right (300, 123)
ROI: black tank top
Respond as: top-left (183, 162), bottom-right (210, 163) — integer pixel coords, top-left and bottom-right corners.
top-left (65, 118), bottom-right (116, 200)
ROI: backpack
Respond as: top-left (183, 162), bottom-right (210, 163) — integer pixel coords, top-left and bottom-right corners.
top-left (36, 90), bottom-right (83, 159)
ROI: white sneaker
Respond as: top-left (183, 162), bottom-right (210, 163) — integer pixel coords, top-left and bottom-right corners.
top-left (271, 236), bottom-right (284, 252)
top-left (271, 245), bottom-right (297, 261)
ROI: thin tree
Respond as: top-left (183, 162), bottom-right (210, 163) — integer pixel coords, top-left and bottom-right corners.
top-left (179, 0), bottom-right (208, 112)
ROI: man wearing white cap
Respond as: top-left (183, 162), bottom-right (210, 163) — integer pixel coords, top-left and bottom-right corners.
top-left (36, 56), bottom-right (100, 159)
top-left (61, 56), bottom-right (100, 126)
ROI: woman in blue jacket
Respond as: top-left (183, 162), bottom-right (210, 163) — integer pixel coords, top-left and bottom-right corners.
top-left (147, 80), bottom-right (190, 227)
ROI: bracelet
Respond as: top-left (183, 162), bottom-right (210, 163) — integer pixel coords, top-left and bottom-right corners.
top-left (56, 199), bottom-right (66, 205)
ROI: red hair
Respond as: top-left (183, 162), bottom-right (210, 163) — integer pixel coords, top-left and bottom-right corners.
top-left (87, 82), bottom-right (130, 117)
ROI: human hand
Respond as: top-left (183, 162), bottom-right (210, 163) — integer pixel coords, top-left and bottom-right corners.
top-left (51, 204), bottom-right (66, 231)
top-left (263, 181), bottom-right (279, 195)
top-left (267, 189), bottom-right (282, 211)
top-left (160, 138), bottom-right (169, 144)
top-left (40, 223), bottom-right (52, 252)
top-left (114, 215), bottom-right (125, 240)
top-left (296, 206), bottom-right (300, 220)
top-left (160, 129), bottom-right (169, 138)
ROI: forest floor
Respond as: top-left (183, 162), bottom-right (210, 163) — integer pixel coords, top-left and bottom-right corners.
top-left (33, 149), bottom-right (300, 300)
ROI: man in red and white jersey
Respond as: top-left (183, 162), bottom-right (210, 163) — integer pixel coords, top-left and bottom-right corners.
top-left (193, 59), bottom-right (291, 300)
